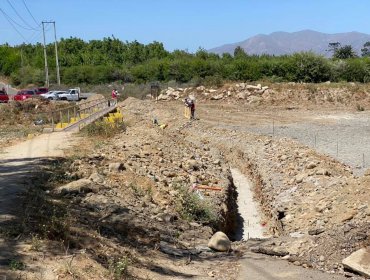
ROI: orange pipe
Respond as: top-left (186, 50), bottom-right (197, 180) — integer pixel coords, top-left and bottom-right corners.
top-left (195, 185), bottom-right (223, 191)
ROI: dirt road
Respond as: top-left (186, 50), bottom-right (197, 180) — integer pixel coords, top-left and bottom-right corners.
top-left (0, 132), bottom-right (72, 269)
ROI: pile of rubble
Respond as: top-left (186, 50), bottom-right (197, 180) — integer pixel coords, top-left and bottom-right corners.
top-left (156, 82), bottom-right (370, 110)
top-left (156, 83), bottom-right (270, 103)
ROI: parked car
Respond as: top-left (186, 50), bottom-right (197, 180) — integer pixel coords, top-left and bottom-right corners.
top-left (0, 90), bottom-right (9, 103)
top-left (58, 87), bottom-right (92, 101)
top-left (35, 87), bottom-right (49, 95)
top-left (13, 89), bottom-right (36, 101)
top-left (40, 90), bottom-right (65, 100)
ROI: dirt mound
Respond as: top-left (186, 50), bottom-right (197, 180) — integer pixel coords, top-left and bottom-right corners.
top-left (157, 82), bottom-right (370, 111)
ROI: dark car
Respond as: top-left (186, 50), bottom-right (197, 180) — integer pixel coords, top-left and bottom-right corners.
top-left (35, 87), bottom-right (49, 95)
top-left (13, 89), bottom-right (36, 101)
top-left (0, 90), bottom-right (9, 103)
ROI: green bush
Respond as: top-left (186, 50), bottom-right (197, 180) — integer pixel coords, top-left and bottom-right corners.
top-left (175, 184), bottom-right (217, 226)
top-left (81, 120), bottom-right (126, 137)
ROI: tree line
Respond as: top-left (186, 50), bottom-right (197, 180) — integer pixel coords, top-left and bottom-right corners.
top-left (1, 37), bottom-right (370, 86)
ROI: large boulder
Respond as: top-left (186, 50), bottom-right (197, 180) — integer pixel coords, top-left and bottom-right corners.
top-left (208, 231), bottom-right (231, 252)
top-left (342, 248), bottom-right (370, 277)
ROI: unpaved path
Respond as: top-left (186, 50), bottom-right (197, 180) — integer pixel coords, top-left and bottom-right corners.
top-left (0, 131), bottom-right (73, 277)
top-left (0, 132), bottom-right (72, 225)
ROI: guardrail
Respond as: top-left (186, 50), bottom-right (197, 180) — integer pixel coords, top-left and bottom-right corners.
top-left (50, 98), bottom-right (118, 131)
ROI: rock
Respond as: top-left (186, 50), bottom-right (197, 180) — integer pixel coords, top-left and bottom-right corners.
top-left (246, 85), bottom-right (261, 90)
top-left (342, 248), bottom-right (370, 277)
top-left (196, 86), bottom-right (205, 92)
top-left (55, 179), bottom-right (93, 195)
top-left (186, 159), bottom-right (199, 171)
top-left (341, 211), bottom-right (357, 222)
top-left (89, 172), bottom-right (104, 184)
top-left (167, 90), bottom-right (180, 99)
top-left (109, 162), bottom-right (125, 173)
top-left (251, 245), bottom-right (289, 257)
top-left (236, 91), bottom-right (247, 99)
top-left (295, 173), bottom-right (305, 183)
top-left (306, 162), bottom-right (317, 169)
top-left (189, 175), bottom-right (197, 184)
top-left (210, 94), bottom-right (224, 100)
top-left (159, 241), bottom-right (184, 257)
top-left (248, 96), bottom-right (262, 104)
top-left (316, 168), bottom-right (330, 176)
top-left (208, 231), bottom-right (231, 252)
top-left (308, 228), bottom-right (325, 235)
top-left (157, 94), bottom-right (170, 101)
top-left (364, 168), bottom-right (370, 176)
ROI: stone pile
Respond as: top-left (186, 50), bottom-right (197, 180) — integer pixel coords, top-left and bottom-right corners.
top-left (155, 83), bottom-right (270, 104)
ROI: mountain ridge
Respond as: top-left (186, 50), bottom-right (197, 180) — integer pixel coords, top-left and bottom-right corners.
top-left (209, 30), bottom-right (370, 56)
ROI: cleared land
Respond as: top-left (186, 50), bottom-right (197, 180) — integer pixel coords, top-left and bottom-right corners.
top-left (0, 83), bottom-right (369, 279)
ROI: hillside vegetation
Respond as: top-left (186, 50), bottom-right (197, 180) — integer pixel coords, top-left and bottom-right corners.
top-left (1, 37), bottom-right (370, 86)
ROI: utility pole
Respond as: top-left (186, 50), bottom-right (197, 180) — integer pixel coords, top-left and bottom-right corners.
top-left (53, 22), bottom-right (61, 85)
top-left (42, 21), bottom-right (49, 87)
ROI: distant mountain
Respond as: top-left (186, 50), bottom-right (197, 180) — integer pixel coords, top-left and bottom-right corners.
top-left (209, 30), bottom-right (370, 57)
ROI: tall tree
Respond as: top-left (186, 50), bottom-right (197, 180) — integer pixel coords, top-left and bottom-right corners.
top-left (327, 42), bottom-right (341, 56)
top-left (334, 45), bottom-right (357, 59)
top-left (361, 41), bottom-right (370, 57)
top-left (234, 46), bottom-right (248, 58)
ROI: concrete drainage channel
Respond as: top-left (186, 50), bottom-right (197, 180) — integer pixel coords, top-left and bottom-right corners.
top-left (230, 168), bottom-right (269, 241)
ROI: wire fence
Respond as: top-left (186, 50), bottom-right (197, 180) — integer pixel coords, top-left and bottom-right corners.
top-left (230, 116), bottom-right (370, 175)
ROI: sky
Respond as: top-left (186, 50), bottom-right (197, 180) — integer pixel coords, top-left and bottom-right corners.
top-left (1, 0), bottom-right (370, 52)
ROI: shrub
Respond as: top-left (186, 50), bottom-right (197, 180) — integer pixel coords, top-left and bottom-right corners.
top-left (174, 184), bottom-right (217, 226)
top-left (81, 120), bottom-right (126, 137)
top-left (109, 257), bottom-right (130, 279)
top-left (290, 52), bottom-right (330, 82)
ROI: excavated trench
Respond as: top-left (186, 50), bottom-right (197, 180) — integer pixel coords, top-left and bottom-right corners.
top-left (221, 149), bottom-right (284, 241)
top-left (230, 168), bottom-right (268, 240)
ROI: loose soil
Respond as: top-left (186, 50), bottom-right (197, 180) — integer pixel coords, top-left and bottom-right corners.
top-left (0, 82), bottom-right (369, 279)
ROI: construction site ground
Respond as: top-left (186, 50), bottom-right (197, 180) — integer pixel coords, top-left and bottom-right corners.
top-left (0, 83), bottom-right (369, 279)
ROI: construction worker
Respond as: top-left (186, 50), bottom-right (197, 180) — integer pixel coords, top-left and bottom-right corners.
top-left (184, 97), bottom-right (195, 119)
top-left (111, 89), bottom-right (120, 105)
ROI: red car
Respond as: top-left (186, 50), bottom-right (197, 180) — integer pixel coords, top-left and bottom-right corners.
top-left (0, 90), bottom-right (9, 103)
top-left (13, 89), bottom-right (36, 101)
top-left (35, 87), bottom-right (48, 95)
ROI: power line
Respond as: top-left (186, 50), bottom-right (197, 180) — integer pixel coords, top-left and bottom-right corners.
top-left (27, 25), bottom-right (43, 43)
top-left (0, 8), bottom-right (29, 42)
top-left (22, 0), bottom-right (39, 26)
top-left (6, 0), bottom-right (39, 30)
top-left (0, 6), bottom-right (35, 31)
